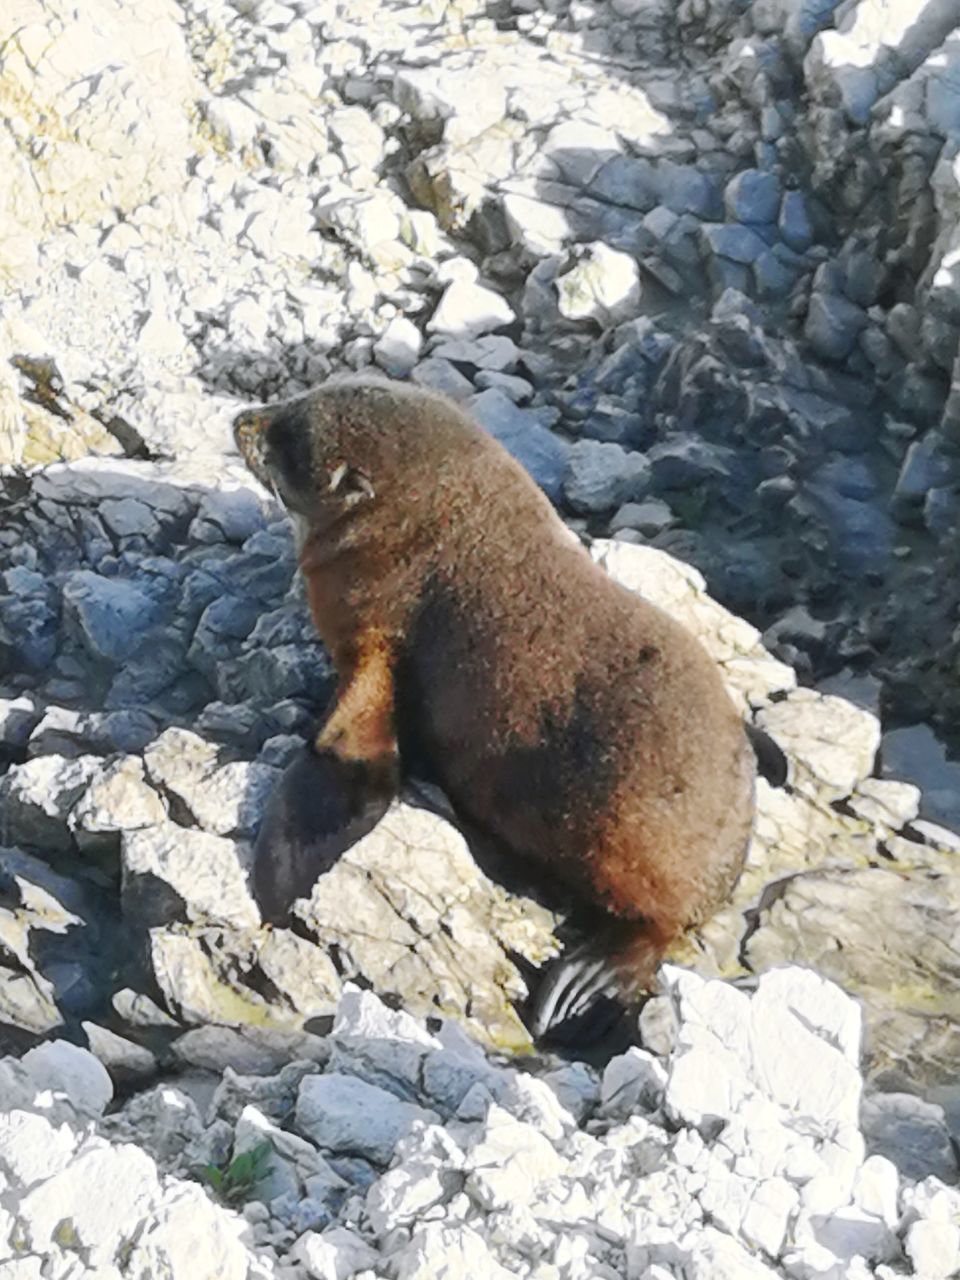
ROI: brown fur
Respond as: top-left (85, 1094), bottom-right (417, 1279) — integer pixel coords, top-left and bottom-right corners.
top-left (234, 378), bottom-right (755, 1009)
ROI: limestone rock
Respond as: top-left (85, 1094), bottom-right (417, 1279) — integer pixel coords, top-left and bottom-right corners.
top-left (122, 821), bottom-right (259, 930)
top-left (756, 690), bottom-right (880, 799)
top-left (0, 754), bottom-right (102, 852)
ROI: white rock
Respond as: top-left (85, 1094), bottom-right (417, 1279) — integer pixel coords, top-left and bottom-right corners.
top-left (69, 755), bottom-right (166, 847)
top-left (663, 968), bottom-right (862, 1134)
top-left (328, 106), bottom-right (386, 171)
top-left (389, 1223), bottom-right (514, 1280)
top-left (16, 1144), bottom-right (160, 1268)
top-left (373, 316), bottom-right (422, 376)
top-left (143, 726), bottom-right (278, 836)
top-left (554, 242), bottom-right (641, 324)
top-left (21, 1039), bottom-right (113, 1116)
top-left (427, 279), bottom-right (514, 339)
top-left (853, 1155), bottom-right (899, 1228)
top-left (740, 1176), bottom-right (797, 1256)
top-left (503, 191), bottom-right (570, 255)
top-left (365, 1161), bottom-right (455, 1235)
top-left (123, 1182), bottom-right (250, 1280)
top-left (0, 754), bottom-right (102, 852)
top-left (465, 1104), bottom-right (564, 1211)
top-left (905, 1218), bottom-right (960, 1278)
top-left (295, 1225), bottom-right (379, 1280)
top-left (0, 1109), bottom-right (78, 1186)
top-left (0, 1260), bottom-right (43, 1280)
top-left (205, 96), bottom-right (261, 149)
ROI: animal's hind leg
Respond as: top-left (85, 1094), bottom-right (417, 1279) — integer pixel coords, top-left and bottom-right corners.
top-left (528, 917), bottom-right (672, 1043)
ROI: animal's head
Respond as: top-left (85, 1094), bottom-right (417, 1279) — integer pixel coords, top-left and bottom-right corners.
top-left (233, 377), bottom-right (483, 535)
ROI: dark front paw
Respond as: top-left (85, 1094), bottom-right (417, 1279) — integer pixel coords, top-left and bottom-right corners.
top-left (250, 744), bottom-right (396, 926)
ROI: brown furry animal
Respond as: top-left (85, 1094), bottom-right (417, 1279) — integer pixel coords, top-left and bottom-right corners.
top-left (234, 378), bottom-right (756, 1039)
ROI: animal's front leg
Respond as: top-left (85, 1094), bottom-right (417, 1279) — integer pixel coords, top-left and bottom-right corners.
top-left (251, 636), bottom-right (400, 925)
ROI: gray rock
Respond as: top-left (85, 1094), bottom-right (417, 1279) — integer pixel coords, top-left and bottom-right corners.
top-left (99, 497), bottom-right (160, 541)
top-left (295, 1073), bottom-right (438, 1165)
top-left (647, 436), bottom-right (735, 489)
top-left (62, 571), bottom-right (164, 663)
top-left (589, 155), bottom-right (659, 211)
top-left (702, 223), bottom-right (770, 265)
top-left (22, 1038), bottom-right (113, 1115)
top-left (473, 370), bottom-right (533, 403)
top-left (82, 1021), bottom-right (158, 1082)
top-left (187, 595), bottom-right (263, 676)
top-left (610, 499), bottom-right (676, 537)
top-left (429, 335), bottom-right (520, 373)
top-left (0, 695), bottom-right (41, 751)
top-left (881, 724), bottom-right (960, 832)
top-left (470, 388), bottom-right (570, 502)
top-left (893, 435), bottom-right (955, 509)
top-left (216, 641), bottom-right (332, 704)
top-left (28, 706), bottom-right (159, 756)
top-left (861, 1092), bottom-right (958, 1184)
top-left (189, 489), bottom-right (268, 545)
top-left (410, 357), bottom-right (474, 401)
top-left (753, 248), bottom-right (798, 299)
top-left (658, 162), bottom-right (723, 218)
top-left (259, 733), bottom-right (307, 768)
top-left (777, 191), bottom-right (814, 251)
top-left (172, 1025), bottom-right (328, 1074)
top-left (804, 292), bottom-right (869, 361)
top-left (565, 440), bottom-right (649, 514)
top-left (724, 169), bottom-right (782, 224)
top-left (0, 580), bottom-right (59, 672)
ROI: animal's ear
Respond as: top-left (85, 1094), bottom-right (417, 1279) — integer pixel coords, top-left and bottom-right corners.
top-left (328, 462), bottom-right (375, 507)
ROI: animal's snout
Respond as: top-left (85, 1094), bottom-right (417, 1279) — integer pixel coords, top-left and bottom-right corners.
top-left (232, 407), bottom-right (269, 463)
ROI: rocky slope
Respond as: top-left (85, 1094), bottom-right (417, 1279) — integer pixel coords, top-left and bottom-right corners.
top-left (2, 0), bottom-right (960, 1275)
top-left (2, 973), bottom-right (959, 1280)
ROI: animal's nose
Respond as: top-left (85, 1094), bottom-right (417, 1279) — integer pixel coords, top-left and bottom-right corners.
top-left (232, 407), bottom-right (269, 456)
